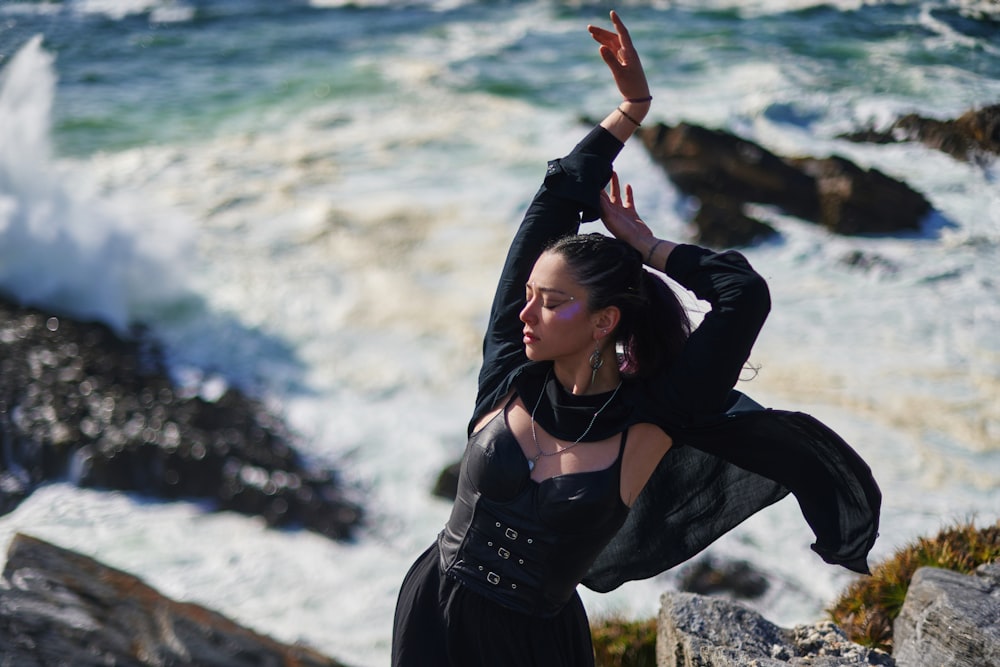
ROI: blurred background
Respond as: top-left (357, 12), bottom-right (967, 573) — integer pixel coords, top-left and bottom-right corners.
top-left (1, 1), bottom-right (998, 664)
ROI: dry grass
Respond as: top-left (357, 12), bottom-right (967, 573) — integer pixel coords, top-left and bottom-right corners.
top-left (590, 615), bottom-right (658, 667)
top-left (588, 520), bottom-right (1000, 662)
top-left (826, 519), bottom-right (1000, 653)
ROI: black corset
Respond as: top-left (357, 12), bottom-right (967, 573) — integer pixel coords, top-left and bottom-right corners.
top-left (438, 405), bottom-right (630, 617)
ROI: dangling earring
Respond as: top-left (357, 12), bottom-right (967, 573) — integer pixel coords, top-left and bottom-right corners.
top-left (589, 330), bottom-right (607, 387)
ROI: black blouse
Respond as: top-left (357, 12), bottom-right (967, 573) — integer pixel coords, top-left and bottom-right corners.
top-left (468, 125), bottom-right (881, 592)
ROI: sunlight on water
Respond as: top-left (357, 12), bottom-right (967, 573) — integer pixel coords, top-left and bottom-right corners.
top-left (0, 38), bottom-right (195, 332)
top-left (0, 3), bottom-right (998, 665)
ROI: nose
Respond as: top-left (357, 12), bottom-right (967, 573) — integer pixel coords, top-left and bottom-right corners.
top-left (519, 297), bottom-right (538, 324)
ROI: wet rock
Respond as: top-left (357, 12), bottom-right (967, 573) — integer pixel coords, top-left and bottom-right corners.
top-left (840, 104), bottom-right (1000, 164)
top-left (656, 591), bottom-right (895, 666)
top-left (892, 562), bottom-right (1000, 667)
top-left (692, 195), bottom-right (778, 249)
top-left (638, 122), bottom-right (931, 243)
top-left (0, 533), bottom-right (348, 666)
top-left (640, 122), bottom-right (820, 222)
top-left (0, 297), bottom-right (362, 540)
top-left (789, 155), bottom-right (932, 235)
top-left (432, 460), bottom-right (461, 500)
top-left (677, 556), bottom-right (769, 599)
top-left (839, 249), bottom-right (900, 276)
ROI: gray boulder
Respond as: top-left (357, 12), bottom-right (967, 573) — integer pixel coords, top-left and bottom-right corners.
top-left (657, 591), bottom-right (894, 666)
top-left (0, 533), bottom-right (348, 666)
top-left (893, 562), bottom-right (1000, 667)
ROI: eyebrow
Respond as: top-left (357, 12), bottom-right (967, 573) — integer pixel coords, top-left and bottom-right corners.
top-left (525, 284), bottom-right (576, 300)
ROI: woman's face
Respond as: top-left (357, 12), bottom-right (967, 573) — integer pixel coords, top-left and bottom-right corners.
top-left (519, 251), bottom-right (596, 363)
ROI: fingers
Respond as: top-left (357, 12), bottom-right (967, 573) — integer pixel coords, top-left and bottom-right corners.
top-left (588, 25), bottom-right (616, 45)
top-left (606, 173), bottom-right (640, 211)
top-left (609, 11), bottom-right (633, 50)
top-left (599, 46), bottom-right (622, 71)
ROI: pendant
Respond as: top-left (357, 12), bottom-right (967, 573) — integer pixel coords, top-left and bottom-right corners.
top-left (527, 459), bottom-right (535, 472)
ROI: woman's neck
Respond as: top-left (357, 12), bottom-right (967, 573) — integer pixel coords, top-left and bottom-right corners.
top-left (552, 362), bottom-right (622, 396)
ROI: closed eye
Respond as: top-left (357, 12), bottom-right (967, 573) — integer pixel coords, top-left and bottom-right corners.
top-left (525, 283), bottom-right (576, 310)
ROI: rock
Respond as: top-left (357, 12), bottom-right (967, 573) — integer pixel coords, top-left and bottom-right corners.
top-left (677, 556), bottom-right (769, 599)
top-left (789, 156), bottom-right (931, 235)
top-left (692, 196), bottom-right (779, 248)
top-left (892, 562), bottom-right (1000, 667)
top-left (0, 532), bottom-right (348, 666)
top-left (0, 297), bottom-right (362, 539)
top-left (839, 249), bottom-right (900, 276)
top-left (840, 104), bottom-right (1000, 164)
top-left (639, 122), bottom-right (931, 241)
top-left (656, 591), bottom-right (894, 666)
top-left (640, 122), bottom-right (819, 221)
top-left (432, 460), bottom-right (461, 500)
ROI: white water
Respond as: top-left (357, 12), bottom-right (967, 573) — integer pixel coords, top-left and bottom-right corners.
top-left (0, 36), bottom-right (194, 333)
top-left (1, 10), bottom-right (998, 665)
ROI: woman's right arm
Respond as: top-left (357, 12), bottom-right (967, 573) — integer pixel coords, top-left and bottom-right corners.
top-left (469, 11), bottom-right (651, 431)
top-left (589, 11), bottom-right (653, 143)
top-left (470, 127), bottom-right (622, 432)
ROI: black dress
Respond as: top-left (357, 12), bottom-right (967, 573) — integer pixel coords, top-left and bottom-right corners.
top-left (391, 125), bottom-right (881, 666)
top-left (392, 398), bottom-right (629, 666)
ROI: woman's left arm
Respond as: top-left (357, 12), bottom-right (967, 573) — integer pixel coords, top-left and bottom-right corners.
top-left (659, 245), bottom-right (771, 420)
top-left (599, 174), bottom-right (770, 420)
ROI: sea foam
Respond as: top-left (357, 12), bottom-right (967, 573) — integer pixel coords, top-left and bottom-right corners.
top-left (0, 37), bottom-right (194, 333)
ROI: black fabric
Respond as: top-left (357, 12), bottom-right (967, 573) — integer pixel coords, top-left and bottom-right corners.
top-left (514, 364), bottom-right (634, 442)
top-left (392, 123), bottom-right (881, 666)
top-left (392, 544), bottom-right (595, 667)
top-left (584, 403), bottom-right (882, 590)
top-left (468, 124), bottom-right (880, 587)
top-left (471, 126), bottom-right (624, 432)
top-left (438, 403), bottom-right (630, 616)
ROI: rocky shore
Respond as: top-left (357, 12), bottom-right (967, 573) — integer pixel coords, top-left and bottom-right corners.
top-left (0, 296), bottom-right (366, 662)
top-left (840, 104), bottom-right (1000, 165)
top-left (633, 103), bottom-right (998, 250)
top-left (657, 560), bottom-right (1000, 667)
top-left (0, 296), bottom-right (362, 538)
top-left (4, 529), bottom-right (994, 666)
top-left (2, 99), bottom-right (996, 663)
top-left (0, 532), bottom-right (348, 666)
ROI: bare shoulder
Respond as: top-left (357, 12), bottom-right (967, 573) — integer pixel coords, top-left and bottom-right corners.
top-left (471, 390), bottom-right (517, 435)
top-left (620, 423), bottom-right (673, 507)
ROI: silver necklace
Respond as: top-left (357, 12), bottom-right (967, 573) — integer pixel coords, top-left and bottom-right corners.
top-left (528, 370), bottom-right (623, 471)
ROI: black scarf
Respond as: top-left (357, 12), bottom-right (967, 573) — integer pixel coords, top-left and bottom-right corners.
top-left (513, 363), bottom-right (635, 443)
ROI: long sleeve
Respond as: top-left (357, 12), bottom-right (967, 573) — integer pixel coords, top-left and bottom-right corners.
top-left (651, 244), bottom-right (771, 424)
top-left (583, 248), bottom-right (880, 591)
top-left (469, 126), bottom-right (623, 435)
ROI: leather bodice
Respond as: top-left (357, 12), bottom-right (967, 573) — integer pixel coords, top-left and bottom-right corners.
top-left (438, 401), bottom-right (630, 616)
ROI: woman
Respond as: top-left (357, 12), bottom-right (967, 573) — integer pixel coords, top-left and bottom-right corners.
top-left (392, 11), bottom-right (880, 666)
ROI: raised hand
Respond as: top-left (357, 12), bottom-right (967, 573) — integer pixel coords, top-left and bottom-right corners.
top-left (599, 172), bottom-right (652, 245)
top-left (600, 172), bottom-right (673, 268)
top-left (588, 11), bottom-right (650, 102)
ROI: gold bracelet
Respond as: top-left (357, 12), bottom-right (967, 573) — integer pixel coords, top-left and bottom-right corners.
top-left (616, 106), bottom-right (642, 127)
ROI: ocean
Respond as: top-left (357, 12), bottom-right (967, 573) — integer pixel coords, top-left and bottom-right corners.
top-left (1, 1), bottom-right (998, 664)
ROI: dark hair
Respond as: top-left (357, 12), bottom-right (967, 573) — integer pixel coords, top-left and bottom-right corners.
top-left (545, 233), bottom-right (690, 378)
